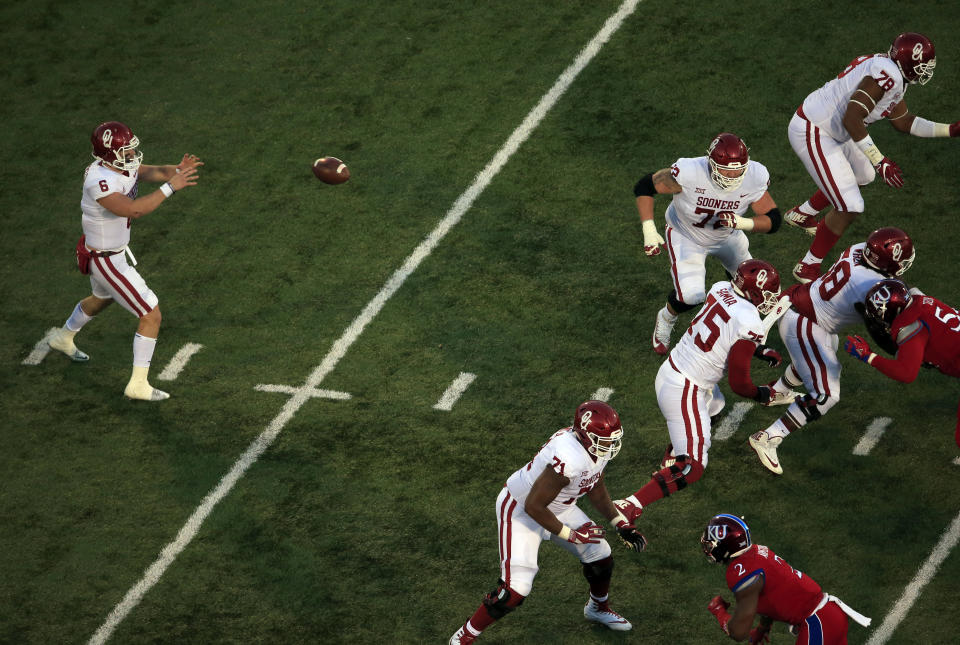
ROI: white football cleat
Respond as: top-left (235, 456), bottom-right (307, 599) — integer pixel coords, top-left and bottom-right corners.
top-left (749, 431), bottom-right (784, 475)
top-left (124, 381), bottom-right (170, 401)
top-left (584, 600), bottom-right (632, 631)
top-left (48, 329), bottom-right (89, 362)
top-left (764, 387), bottom-right (799, 407)
top-left (652, 308), bottom-right (675, 355)
top-left (784, 206), bottom-right (819, 235)
top-left (448, 626), bottom-right (476, 645)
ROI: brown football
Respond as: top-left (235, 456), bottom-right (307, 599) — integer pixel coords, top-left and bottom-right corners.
top-left (312, 156), bottom-right (350, 184)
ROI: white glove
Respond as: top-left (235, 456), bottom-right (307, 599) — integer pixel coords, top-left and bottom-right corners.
top-left (642, 220), bottom-right (665, 256)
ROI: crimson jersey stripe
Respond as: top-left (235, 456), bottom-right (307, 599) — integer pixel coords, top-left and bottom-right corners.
top-left (498, 492), bottom-right (517, 588)
top-left (666, 227), bottom-right (684, 302)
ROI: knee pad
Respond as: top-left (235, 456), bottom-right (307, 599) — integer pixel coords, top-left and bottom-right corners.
top-left (652, 455), bottom-right (704, 497)
top-left (668, 290), bottom-right (699, 314)
top-left (483, 580), bottom-right (525, 619)
top-left (582, 555), bottom-right (614, 585)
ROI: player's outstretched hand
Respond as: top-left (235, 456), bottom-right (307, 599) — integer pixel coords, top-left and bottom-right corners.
top-left (177, 153), bottom-right (204, 173)
top-left (844, 335), bottom-right (873, 363)
top-left (615, 523), bottom-right (647, 552)
top-left (169, 165), bottom-right (200, 191)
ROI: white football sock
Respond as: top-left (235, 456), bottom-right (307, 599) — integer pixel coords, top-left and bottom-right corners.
top-left (133, 333), bottom-right (157, 369)
top-left (65, 302), bottom-right (93, 332)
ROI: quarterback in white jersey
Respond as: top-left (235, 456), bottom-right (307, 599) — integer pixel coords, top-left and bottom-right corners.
top-left (785, 32), bottom-right (957, 284)
top-left (749, 228), bottom-right (915, 475)
top-left (449, 401), bottom-right (645, 645)
top-left (46, 121), bottom-right (201, 401)
top-left (634, 133), bottom-right (784, 356)
top-left (613, 260), bottom-right (794, 525)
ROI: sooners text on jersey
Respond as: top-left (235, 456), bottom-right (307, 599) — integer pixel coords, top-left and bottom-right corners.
top-left (726, 544), bottom-right (823, 625)
top-left (665, 156), bottom-right (770, 247)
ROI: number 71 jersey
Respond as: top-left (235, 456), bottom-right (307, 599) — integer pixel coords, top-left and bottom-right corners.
top-left (668, 281), bottom-right (765, 388)
top-left (505, 429), bottom-right (607, 515)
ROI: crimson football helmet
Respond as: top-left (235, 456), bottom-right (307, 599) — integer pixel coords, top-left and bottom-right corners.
top-left (91, 121), bottom-right (143, 172)
top-left (863, 227), bottom-right (914, 277)
top-left (864, 279), bottom-right (912, 329)
top-left (889, 32), bottom-right (936, 85)
top-left (573, 400), bottom-right (623, 461)
top-left (707, 133), bottom-right (749, 191)
top-left (732, 259), bottom-right (781, 314)
top-left (701, 514), bottom-right (752, 564)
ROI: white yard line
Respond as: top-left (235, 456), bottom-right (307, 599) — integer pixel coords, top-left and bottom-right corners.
top-left (433, 372), bottom-right (477, 411)
top-left (713, 402), bottom-right (754, 442)
top-left (157, 343), bottom-right (204, 381)
top-left (590, 387), bottom-right (615, 402)
top-left (853, 417), bottom-right (892, 456)
top-left (21, 327), bottom-right (58, 365)
top-left (865, 508), bottom-right (960, 645)
top-left (87, 3), bottom-right (642, 642)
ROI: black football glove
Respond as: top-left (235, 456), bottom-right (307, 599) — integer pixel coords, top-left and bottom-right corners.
top-left (616, 524), bottom-right (648, 552)
top-left (753, 344), bottom-right (782, 367)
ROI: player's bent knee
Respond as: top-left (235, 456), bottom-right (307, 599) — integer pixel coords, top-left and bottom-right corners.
top-left (652, 455), bottom-right (704, 497)
top-left (483, 580), bottom-right (526, 618)
top-left (582, 555), bottom-right (614, 584)
top-left (668, 290), bottom-right (700, 313)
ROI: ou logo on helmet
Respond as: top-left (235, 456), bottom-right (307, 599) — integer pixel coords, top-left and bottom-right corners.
top-left (101, 129), bottom-right (114, 147)
top-left (755, 269), bottom-right (769, 289)
top-left (891, 242), bottom-right (903, 261)
top-left (706, 524), bottom-right (728, 541)
top-left (579, 409), bottom-right (593, 431)
top-left (912, 42), bottom-right (925, 61)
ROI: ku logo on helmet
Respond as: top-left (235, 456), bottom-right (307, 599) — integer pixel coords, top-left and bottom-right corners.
top-left (706, 524), bottom-right (728, 541)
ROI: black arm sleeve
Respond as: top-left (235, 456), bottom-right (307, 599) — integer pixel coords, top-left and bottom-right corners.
top-left (633, 173), bottom-right (656, 197)
top-left (765, 207), bottom-right (782, 234)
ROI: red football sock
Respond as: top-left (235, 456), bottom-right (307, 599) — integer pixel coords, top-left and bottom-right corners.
top-left (466, 605), bottom-right (496, 633)
top-left (809, 190), bottom-right (830, 211)
top-left (809, 220), bottom-right (841, 260)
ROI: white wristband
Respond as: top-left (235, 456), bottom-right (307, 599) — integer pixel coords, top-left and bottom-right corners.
top-left (734, 215), bottom-right (755, 231)
top-left (853, 135), bottom-right (884, 166)
top-left (160, 182), bottom-right (175, 197)
top-left (558, 526), bottom-right (572, 540)
top-left (909, 117), bottom-right (950, 138)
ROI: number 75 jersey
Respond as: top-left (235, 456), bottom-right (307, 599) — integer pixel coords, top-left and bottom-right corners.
top-left (668, 281), bottom-right (765, 389)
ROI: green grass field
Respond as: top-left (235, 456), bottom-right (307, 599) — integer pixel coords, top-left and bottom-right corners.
top-left (2, 1), bottom-right (960, 643)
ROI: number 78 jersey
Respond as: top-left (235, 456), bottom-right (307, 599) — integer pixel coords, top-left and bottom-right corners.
top-left (669, 282), bottom-right (765, 388)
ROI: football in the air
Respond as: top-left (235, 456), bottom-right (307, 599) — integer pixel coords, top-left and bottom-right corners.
top-left (312, 156), bottom-right (350, 184)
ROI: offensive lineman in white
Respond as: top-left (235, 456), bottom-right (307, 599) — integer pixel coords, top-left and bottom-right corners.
top-left (48, 121), bottom-right (201, 401)
top-left (749, 227), bottom-right (915, 475)
top-left (614, 260), bottom-right (793, 525)
top-left (449, 401), bottom-right (646, 645)
top-left (636, 133), bottom-right (784, 355)
top-left (785, 32), bottom-right (958, 283)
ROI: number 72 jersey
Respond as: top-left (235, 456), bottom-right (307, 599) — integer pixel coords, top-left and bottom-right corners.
top-left (668, 281), bottom-right (765, 388)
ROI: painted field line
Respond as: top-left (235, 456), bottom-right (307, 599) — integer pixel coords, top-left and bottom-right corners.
top-left (590, 387), bottom-right (614, 402)
top-left (157, 343), bottom-right (204, 381)
top-left (853, 417), bottom-right (892, 456)
top-left (713, 402), bottom-right (754, 442)
top-left (87, 3), bottom-right (642, 643)
top-left (953, 456), bottom-right (960, 467)
top-left (865, 508), bottom-right (960, 645)
top-left (21, 327), bottom-right (58, 365)
top-left (433, 372), bottom-right (477, 411)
